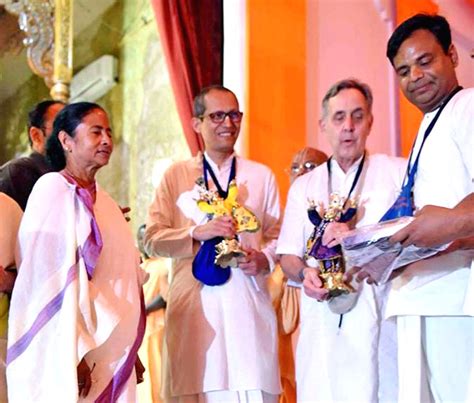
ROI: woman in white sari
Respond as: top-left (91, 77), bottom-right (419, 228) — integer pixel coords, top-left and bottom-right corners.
top-left (7, 102), bottom-right (145, 402)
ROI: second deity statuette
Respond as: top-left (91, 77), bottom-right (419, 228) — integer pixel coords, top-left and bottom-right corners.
top-left (196, 179), bottom-right (260, 268)
top-left (305, 193), bottom-right (357, 298)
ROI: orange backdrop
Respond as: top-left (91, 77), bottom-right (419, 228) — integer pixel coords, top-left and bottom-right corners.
top-left (246, 0), bottom-right (307, 202)
top-left (396, 0), bottom-right (439, 156)
top-left (245, 0), bottom-right (440, 201)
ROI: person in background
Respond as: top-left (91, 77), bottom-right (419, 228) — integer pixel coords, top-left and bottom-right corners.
top-left (269, 146), bottom-right (328, 403)
top-left (136, 224), bottom-right (170, 403)
top-left (144, 85), bottom-right (281, 402)
top-left (277, 78), bottom-right (405, 402)
top-left (0, 100), bottom-right (64, 210)
top-left (287, 147), bottom-right (328, 184)
top-left (0, 193), bottom-right (22, 403)
top-left (6, 102), bottom-right (145, 402)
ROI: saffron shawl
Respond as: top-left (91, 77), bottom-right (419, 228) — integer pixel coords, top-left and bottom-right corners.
top-left (7, 173), bottom-right (145, 402)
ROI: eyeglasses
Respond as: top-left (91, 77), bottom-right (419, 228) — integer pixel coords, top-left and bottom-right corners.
top-left (287, 161), bottom-right (319, 175)
top-left (199, 110), bottom-right (243, 124)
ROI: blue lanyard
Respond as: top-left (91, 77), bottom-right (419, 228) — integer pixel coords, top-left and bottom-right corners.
top-left (325, 153), bottom-right (365, 329)
top-left (202, 155), bottom-right (236, 199)
top-left (326, 152), bottom-right (366, 208)
top-left (402, 86), bottom-right (462, 190)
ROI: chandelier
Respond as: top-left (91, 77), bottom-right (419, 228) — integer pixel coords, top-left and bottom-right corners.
top-left (0, 0), bottom-right (72, 101)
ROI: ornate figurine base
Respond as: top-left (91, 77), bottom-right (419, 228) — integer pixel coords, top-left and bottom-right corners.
top-left (318, 256), bottom-right (354, 298)
top-left (215, 239), bottom-right (246, 268)
top-left (320, 272), bottom-right (355, 298)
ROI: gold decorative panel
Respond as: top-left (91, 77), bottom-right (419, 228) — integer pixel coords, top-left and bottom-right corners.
top-left (0, 0), bottom-right (73, 101)
top-left (0, 0), bottom-right (55, 87)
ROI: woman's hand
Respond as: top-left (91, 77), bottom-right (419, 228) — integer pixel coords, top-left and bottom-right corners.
top-left (120, 206), bottom-right (131, 222)
top-left (135, 356), bottom-right (145, 384)
top-left (77, 358), bottom-right (94, 397)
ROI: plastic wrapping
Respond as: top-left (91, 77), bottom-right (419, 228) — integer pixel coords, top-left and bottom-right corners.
top-left (341, 217), bottom-right (448, 284)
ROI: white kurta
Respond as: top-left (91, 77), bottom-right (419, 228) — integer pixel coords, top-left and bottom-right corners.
top-left (7, 173), bottom-right (144, 402)
top-left (145, 153), bottom-right (281, 400)
top-left (386, 88), bottom-right (474, 402)
top-left (277, 153), bottom-right (406, 402)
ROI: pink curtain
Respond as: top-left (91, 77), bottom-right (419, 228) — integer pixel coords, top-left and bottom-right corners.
top-left (150, 0), bottom-right (224, 155)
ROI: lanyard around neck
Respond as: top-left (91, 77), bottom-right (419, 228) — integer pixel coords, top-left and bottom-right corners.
top-left (325, 154), bottom-right (365, 330)
top-left (203, 155), bottom-right (236, 199)
top-left (326, 152), bottom-right (366, 208)
top-left (403, 86), bottom-right (462, 187)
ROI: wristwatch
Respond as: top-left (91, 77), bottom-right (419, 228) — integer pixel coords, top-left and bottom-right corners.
top-left (298, 267), bottom-right (305, 282)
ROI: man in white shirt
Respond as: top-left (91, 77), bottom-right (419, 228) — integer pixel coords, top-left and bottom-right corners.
top-left (144, 85), bottom-right (281, 402)
top-left (272, 146), bottom-right (328, 403)
top-left (383, 13), bottom-right (474, 402)
top-left (277, 78), bottom-right (405, 402)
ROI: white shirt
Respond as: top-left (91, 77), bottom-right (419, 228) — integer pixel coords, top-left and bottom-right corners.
top-left (386, 88), bottom-right (474, 317)
top-left (277, 153), bottom-right (406, 402)
top-left (277, 154), bottom-right (406, 256)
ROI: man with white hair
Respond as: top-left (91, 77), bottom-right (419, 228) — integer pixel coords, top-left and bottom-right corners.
top-left (278, 78), bottom-right (405, 402)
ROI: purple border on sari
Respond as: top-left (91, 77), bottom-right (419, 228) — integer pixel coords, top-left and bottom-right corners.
top-left (81, 218), bottom-right (103, 279)
top-left (62, 173), bottom-right (103, 279)
top-left (7, 260), bottom-right (78, 365)
top-left (95, 291), bottom-right (146, 402)
top-left (8, 175), bottom-right (104, 366)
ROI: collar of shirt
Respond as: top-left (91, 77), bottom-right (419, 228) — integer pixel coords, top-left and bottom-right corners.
top-left (328, 153), bottom-right (365, 197)
top-left (203, 151), bottom-right (236, 184)
top-left (330, 153), bottom-right (364, 176)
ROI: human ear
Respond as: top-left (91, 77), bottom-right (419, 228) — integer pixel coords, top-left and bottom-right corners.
top-left (367, 113), bottom-right (374, 132)
top-left (319, 118), bottom-right (326, 132)
top-left (191, 117), bottom-right (202, 133)
top-left (448, 44), bottom-right (459, 67)
top-left (58, 130), bottom-right (72, 151)
top-left (29, 127), bottom-right (45, 151)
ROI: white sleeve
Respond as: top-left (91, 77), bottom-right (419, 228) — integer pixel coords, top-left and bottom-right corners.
top-left (276, 176), bottom-right (307, 258)
top-left (451, 90), bottom-right (474, 187)
top-left (260, 170), bottom-right (282, 271)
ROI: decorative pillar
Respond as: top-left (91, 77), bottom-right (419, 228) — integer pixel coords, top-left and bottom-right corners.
top-left (50, 0), bottom-right (73, 102)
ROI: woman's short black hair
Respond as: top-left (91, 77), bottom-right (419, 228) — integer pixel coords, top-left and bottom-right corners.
top-left (386, 14), bottom-right (452, 66)
top-left (46, 102), bottom-right (104, 171)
